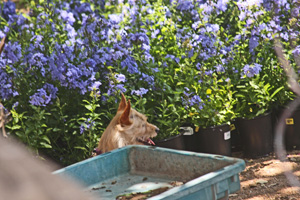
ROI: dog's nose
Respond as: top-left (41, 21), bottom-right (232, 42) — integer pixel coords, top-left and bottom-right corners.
top-left (155, 128), bottom-right (159, 133)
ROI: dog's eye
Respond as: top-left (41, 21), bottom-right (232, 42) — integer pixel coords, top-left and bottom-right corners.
top-left (130, 115), bottom-right (134, 119)
top-left (142, 124), bottom-right (146, 128)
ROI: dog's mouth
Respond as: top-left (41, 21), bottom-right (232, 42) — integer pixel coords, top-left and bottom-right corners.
top-left (137, 137), bottom-right (156, 146)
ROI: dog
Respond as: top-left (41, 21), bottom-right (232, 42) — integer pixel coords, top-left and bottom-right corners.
top-left (95, 93), bottom-right (159, 154)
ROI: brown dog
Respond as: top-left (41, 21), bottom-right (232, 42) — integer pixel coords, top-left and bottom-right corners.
top-left (95, 93), bottom-right (159, 154)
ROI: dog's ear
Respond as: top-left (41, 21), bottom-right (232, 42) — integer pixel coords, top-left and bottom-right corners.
top-left (117, 93), bottom-right (127, 111)
top-left (119, 100), bottom-right (132, 126)
top-left (0, 36), bottom-right (5, 55)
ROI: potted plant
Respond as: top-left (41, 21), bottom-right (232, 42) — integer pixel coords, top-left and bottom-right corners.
top-left (182, 72), bottom-right (236, 156)
top-left (234, 71), bottom-right (284, 157)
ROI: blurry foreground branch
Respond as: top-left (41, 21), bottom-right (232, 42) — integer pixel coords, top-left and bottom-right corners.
top-left (274, 38), bottom-right (300, 190)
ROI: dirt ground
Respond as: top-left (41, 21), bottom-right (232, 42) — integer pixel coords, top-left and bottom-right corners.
top-left (229, 151), bottom-right (300, 200)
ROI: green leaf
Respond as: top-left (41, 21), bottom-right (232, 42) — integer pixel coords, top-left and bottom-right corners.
top-left (85, 105), bottom-right (93, 111)
top-left (42, 136), bottom-right (51, 144)
top-left (40, 142), bottom-right (52, 148)
top-left (270, 86), bottom-right (284, 99)
top-left (74, 146), bottom-right (87, 151)
top-left (10, 125), bottom-right (22, 130)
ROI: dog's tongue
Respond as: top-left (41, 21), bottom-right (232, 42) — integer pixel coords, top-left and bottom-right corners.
top-left (147, 138), bottom-right (155, 146)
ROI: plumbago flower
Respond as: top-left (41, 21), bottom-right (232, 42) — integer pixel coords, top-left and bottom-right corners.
top-left (80, 118), bottom-right (95, 134)
top-left (131, 88), bottom-right (149, 97)
top-left (241, 63), bottom-right (262, 78)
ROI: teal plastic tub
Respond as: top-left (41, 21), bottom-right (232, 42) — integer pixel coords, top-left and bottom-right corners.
top-left (54, 145), bottom-right (245, 200)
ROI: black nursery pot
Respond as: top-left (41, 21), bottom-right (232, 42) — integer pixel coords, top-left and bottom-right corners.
top-left (184, 133), bottom-right (199, 152)
top-left (230, 121), bottom-right (243, 152)
top-left (276, 107), bottom-right (300, 150)
top-left (155, 132), bottom-right (186, 150)
top-left (236, 112), bottom-right (273, 158)
top-left (196, 124), bottom-right (232, 156)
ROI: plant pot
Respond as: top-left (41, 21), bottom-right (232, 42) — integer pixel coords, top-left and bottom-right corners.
top-left (276, 107), bottom-right (300, 150)
top-left (236, 112), bottom-right (273, 158)
top-left (184, 134), bottom-right (199, 152)
top-left (230, 121), bottom-right (243, 152)
top-left (155, 132), bottom-right (186, 150)
top-left (179, 125), bottom-right (199, 152)
top-left (195, 124), bottom-right (232, 156)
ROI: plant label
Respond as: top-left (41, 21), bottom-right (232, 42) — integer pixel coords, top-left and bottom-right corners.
top-left (285, 118), bottom-right (294, 125)
top-left (224, 131), bottom-right (231, 140)
top-left (180, 127), bottom-right (194, 135)
top-left (230, 124), bottom-right (236, 131)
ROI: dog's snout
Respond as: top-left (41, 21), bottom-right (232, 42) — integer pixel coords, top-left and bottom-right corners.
top-left (155, 128), bottom-right (159, 133)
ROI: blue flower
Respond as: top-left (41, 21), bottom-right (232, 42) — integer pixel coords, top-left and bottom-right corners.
top-left (165, 54), bottom-right (175, 60)
top-left (215, 64), bottom-right (225, 73)
top-left (65, 24), bottom-right (77, 40)
top-left (241, 63), bottom-right (262, 78)
top-left (109, 14), bottom-right (122, 24)
top-left (29, 88), bottom-right (52, 107)
top-left (239, 11), bottom-right (246, 21)
top-left (4, 41), bottom-right (22, 64)
top-left (144, 52), bottom-right (154, 63)
top-left (140, 73), bottom-right (154, 86)
top-left (128, 0), bottom-right (136, 6)
top-left (0, 31), bottom-right (5, 38)
top-left (292, 45), bottom-right (300, 55)
top-left (115, 74), bottom-right (126, 83)
top-left (30, 35), bottom-right (44, 49)
top-left (263, 0), bottom-right (272, 11)
top-left (121, 56), bottom-right (139, 74)
top-left (131, 88), bottom-right (149, 97)
top-left (177, 0), bottom-right (194, 11)
top-left (85, 58), bottom-right (96, 68)
top-left (205, 70), bottom-right (214, 76)
top-left (29, 53), bottom-right (48, 72)
top-left (249, 36), bottom-right (259, 53)
top-left (80, 118), bottom-right (95, 134)
top-left (2, 0), bottom-right (16, 21)
top-left (215, 0), bottom-right (229, 12)
top-left (43, 83), bottom-right (58, 100)
top-left (12, 101), bottom-right (19, 109)
top-left (115, 84), bottom-right (126, 93)
top-left (89, 81), bottom-right (102, 91)
top-left (151, 29), bottom-right (160, 39)
top-left (60, 10), bottom-right (75, 25)
top-left (280, 32), bottom-right (289, 41)
top-left (291, 8), bottom-right (299, 18)
top-left (0, 68), bottom-right (15, 100)
top-left (129, 32), bottom-right (150, 45)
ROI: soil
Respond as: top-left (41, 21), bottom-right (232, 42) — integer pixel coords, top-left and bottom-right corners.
top-left (230, 151), bottom-right (300, 200)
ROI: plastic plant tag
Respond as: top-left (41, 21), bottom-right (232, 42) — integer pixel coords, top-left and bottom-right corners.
top-left (230, 124), bottom-right (236, 131)
top-left (180, 127), bottom-right (194, 136)
top-left (286, 118), bottom-right (294, 125)
top-left (224, 131), bottom-right (231, 140)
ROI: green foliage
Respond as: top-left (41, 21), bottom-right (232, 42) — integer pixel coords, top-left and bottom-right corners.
top-left (235, 75), bottom-right (284, 119)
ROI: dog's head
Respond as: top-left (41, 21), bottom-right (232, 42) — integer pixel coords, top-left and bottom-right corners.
top-left (116, 93), bottom-right (159, 145)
